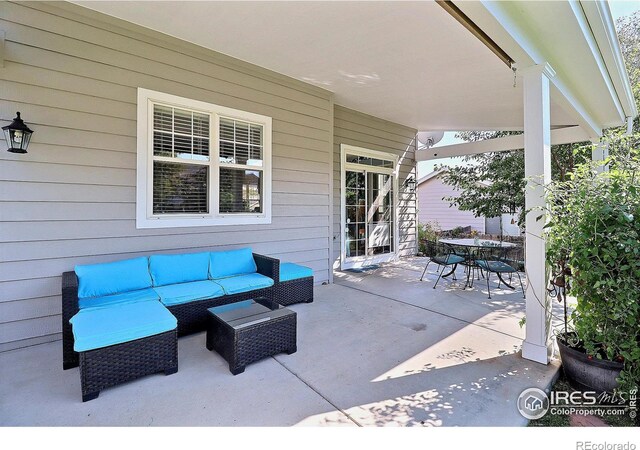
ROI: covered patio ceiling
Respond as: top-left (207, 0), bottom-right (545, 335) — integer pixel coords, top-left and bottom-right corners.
top-left (74, 1), bottom-right (634, 136)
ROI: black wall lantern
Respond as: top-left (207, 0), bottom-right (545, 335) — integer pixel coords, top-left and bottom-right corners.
top-left (3, 112), bottom-right (34, 154)
top-left (404, 176), bottom-right (417, 193)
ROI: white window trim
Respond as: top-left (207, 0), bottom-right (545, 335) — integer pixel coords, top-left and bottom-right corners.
top-left (136, 88), bottom-right (272, 229)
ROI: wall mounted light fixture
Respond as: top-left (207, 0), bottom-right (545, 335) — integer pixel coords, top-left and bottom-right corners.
top-left (3, 112), bottom-right (34, 154)
top-left (404, 176), bottom-right (417, 193)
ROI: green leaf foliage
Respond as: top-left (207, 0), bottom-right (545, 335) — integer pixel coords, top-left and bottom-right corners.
top-left (545, 152), bottom-right (640, 393)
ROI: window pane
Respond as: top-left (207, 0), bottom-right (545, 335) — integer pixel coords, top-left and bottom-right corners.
top-left (346, 188), bottom-right (357, 206)
top-left (173, 108), bottom-right (192, 135)
top-left (235, 143), bottom-right (249, 165)
top-left (347, 224), bottom-right (358, 240)
top-left (249, 145), bottom-right (263, 165)
top-left (346, 171), bottom-right (365, 188)
top-left (348, 239), bottom-right (356, 257)
top-left (153, 105), bottom-right (172, 132)
top-left (235, 122), bottom-right (249, 143)
top-left (219, 168), bottom-right (262, 213)
top-left (346, 206), bottom-right (356, 223)
top-left (219, 117), bottom-right (263, 166)
top-left (153, 161), bottom-right (208, 214)
top-left (220, 141), bottom-right (234, 163)
top-left (220, 118), bottom-right (235, 141)
top-left (193, 112), bottom-right (209, 137)
top-left (346, 154), bottom-right (393, 168)
top-left (153, 104), bottom-right (210, 161)
top-left (153, 131), bottom-right (172, 157)
top-left (193, 138), bottom-right (209, 160)
top-left (250, 125), bottom-right (262, 146)
top-left (174, 135), bottom-right (192, 159)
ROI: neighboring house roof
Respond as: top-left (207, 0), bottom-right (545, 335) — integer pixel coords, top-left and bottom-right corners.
top-left (417, 168), bottom-right (489, 188)
top-left (416, 169), bottom-right (445, 186)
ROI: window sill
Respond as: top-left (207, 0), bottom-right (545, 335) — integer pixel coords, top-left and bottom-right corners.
top-left (136, 215), bottom-right (272, 229)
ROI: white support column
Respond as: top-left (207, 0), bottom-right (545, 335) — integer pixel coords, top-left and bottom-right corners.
top-left (521, 63), bottom-right (555, 364)
top-left (592, 141), bottom-right (609, 173)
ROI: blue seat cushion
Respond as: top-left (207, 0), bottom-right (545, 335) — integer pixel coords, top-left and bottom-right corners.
top-left (432, 254), bottom-right (465, 265)
top-left (213, 273), bottom-right (274, 295)
top-left (149, 252), bottom-right (210, 287)
top-left (75, 257), bottom-right (152, 299)
top-left (153, 280), bottom-right (225, 307)
top-left (475, 260), bottom-right (517, 273)
top-left (280, 263), bottom-right (313, 282)
top-left (78, 288), bottom-right (160, 310)
top-left (69, 299), bottom-right (177, 352)
top-left (209, 248), bottom-right (257, 279)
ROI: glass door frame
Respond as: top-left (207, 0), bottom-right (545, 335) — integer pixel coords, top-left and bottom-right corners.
top-left (340, 144), bottom-right (399, 270)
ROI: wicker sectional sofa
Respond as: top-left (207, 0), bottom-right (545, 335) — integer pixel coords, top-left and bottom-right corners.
top-left (62, 248), bottom-right (279, 400)
top-left (61, 247), bottom-right (316, 401)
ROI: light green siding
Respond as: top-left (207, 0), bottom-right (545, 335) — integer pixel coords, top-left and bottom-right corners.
top-left (0, 1), bottom-right (334, 351)
top-left (332, 106), bottom-right (418, 268)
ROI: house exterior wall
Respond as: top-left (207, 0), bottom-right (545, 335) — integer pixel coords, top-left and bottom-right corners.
top-left (417, 175), bottom-right (485, 232)
top-left (0, 2), bottom-right (335, 351)
top-left (485, 214), bottom-right (521, 236)
top-left (332, 106), bottom-right (417, 268)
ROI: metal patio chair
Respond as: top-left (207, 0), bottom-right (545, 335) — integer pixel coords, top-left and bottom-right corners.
top-left (474, 245), bottom-right (525, 299)
top-left (419, 240), bottom-right (466, 289)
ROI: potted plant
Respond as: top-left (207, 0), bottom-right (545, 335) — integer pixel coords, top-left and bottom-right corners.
top-left (545, 153), bottom-right (640, 397)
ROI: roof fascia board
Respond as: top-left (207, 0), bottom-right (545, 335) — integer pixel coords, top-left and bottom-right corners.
top-left (581, 0), bottom-right (638, 119)
top-left (568, 1), bottom-right (626, 123)
top-left (416, 126), bottom-right (590, 162)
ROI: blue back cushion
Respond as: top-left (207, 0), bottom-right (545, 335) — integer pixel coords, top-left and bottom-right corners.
top-left (75, 257), bottom-right (152, 299)
top-left (149, 252), bottom-right (210, 287)
top-left (209, 248), bottom-right (257, 279)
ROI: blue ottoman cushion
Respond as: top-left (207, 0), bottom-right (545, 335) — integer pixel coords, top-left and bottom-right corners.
top-left (70, 299), bottom-right (177, 352)
top-left (280, 263), bottom-right (314, 282)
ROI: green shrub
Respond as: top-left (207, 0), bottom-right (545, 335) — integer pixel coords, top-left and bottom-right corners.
top-left (546, 155), bottom-right (640, 393)
top-left (418, 221), bottom-right (441, 255)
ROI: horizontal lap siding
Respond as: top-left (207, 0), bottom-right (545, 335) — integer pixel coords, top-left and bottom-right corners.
top-left (417, 176), bottom-right (485, 233)
top-left (332, 106), bottom-right (417, 268)
top-left (0, 2), bottom-right (333, 349)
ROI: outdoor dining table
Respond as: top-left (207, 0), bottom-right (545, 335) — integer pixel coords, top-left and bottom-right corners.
top-left (438, 238), bottom-right (518, 289)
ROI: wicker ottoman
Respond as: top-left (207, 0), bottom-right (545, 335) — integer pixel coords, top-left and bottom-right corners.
top-left (79, 330), bottom-right (178, 402)
top-left (70, 299), bottom-right (178, 402)
top-left (275, 263), bottom-right (314, 306)
top-left (206, 298), bottom-right (296, 375)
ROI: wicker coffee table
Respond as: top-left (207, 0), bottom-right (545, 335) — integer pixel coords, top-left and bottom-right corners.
top-left (206, 298), bottom-right (297, 375)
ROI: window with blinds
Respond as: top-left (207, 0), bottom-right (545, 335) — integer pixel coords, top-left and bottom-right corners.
top-left (138, 88), bottom-right (272, 228)
top-left (219, 117), bottom-right (263, 213)
top-left (152, 104), bottom-right (210, 214)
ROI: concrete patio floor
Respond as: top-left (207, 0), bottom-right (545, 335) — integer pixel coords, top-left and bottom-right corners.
top-left (0, 258), bottom-right (560, 426)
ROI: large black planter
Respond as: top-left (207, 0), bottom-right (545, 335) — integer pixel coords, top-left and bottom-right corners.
top-left (557, 333), bottom-right (623, 394)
